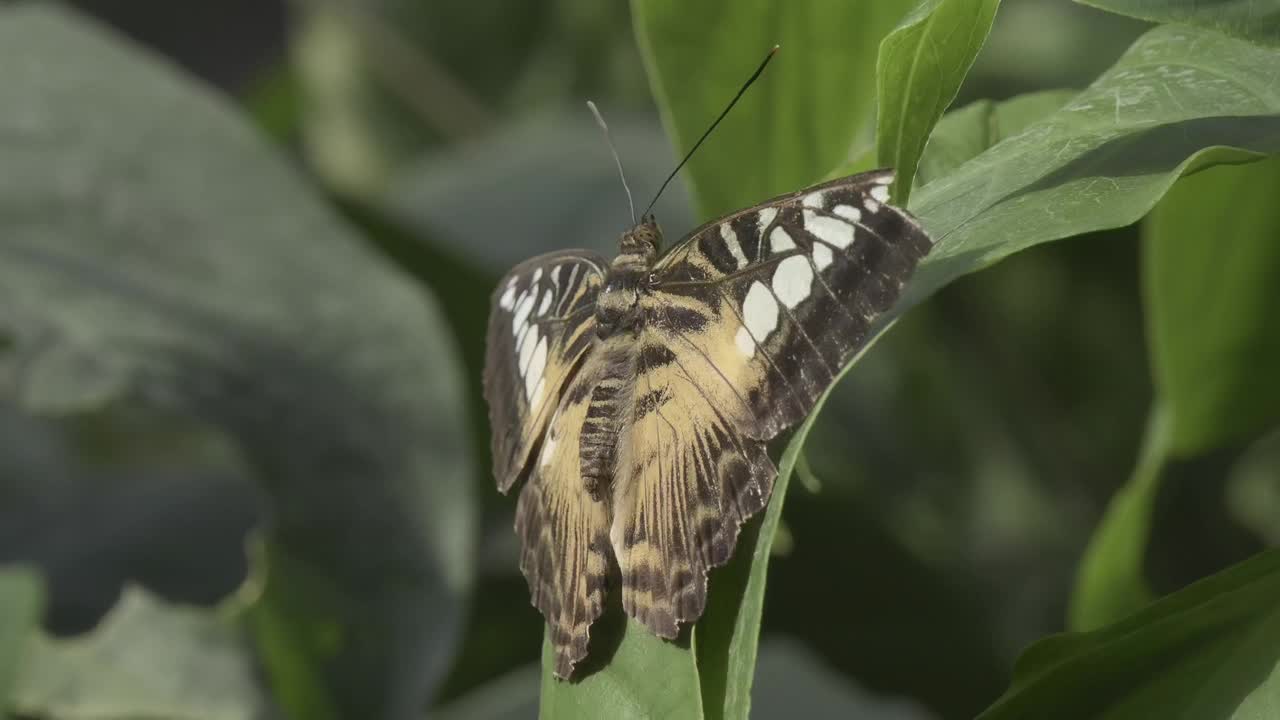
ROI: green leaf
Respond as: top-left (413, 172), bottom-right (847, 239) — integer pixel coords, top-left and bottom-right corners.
top-left (906, 24), bottom-right (1280, 309)
top-left (875, 0), bottom-right (1002, 203)
top-left (0, 6), bottom-right (474, 719)
top-left (539, 615), bottom-right (704, 719)
top-left (914, 89), bottom-right (1077, 187)
top-left (12, 585), bottom-right (266, 720)
top-left (1146, 156), bottom-right (1280, 455)
top-left (980, 549), bottom-right (1280, 720)
top-left (0, 567), bottom-right (42, 707)
top-left (1077, 0), bottom-right (1280, 49)
top-left (1070, 153), bottom-right (1280, 631)
top-left (633, 0), bottom-right (915, 219)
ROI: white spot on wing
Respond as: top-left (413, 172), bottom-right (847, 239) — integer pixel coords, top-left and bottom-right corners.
top-left (804, 209), bottom-right (855, 249)
top-left (511, 292), bottom-right (535, 332)
top-left (525, 336), bottom-right (548, 399)
top-left (833, 204), bottom-right (861, 223)
top-left (802, 191), bottom-right (826, 209)
top-left (531, 268), bottom-right (543, 284)
top-left (536, 289), bottom-right (553, 316)
top-left (742, 281), bottom-right (779, 347)
top-left (773, 256), bottom-right (814, 308)
top-left (721, 223), bottom-right (748, 269)
top-left (757, 207), bottom-right (778, 235)
top-left (864, 197), bottom-right (881, 212)
top-left (769, 226), bottom-right (796, 252)
top-left (735, 326), bottom-right (757, 357)
top-left (812, 242), bottom-right (834, 270)
top-left (870, 185), bottom-right (890, 203)
top-left (498, 283), bottom-right (517, 310)
top-left (515, 322), bottom-right (534, 355)
top-left (518, 329), bottom-right (539, 374)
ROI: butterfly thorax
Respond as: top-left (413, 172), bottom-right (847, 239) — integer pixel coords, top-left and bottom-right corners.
top-left (593, 220), bottom-right (661, 339)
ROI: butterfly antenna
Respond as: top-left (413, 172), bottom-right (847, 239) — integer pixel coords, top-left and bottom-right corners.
top-left (587, 100), bottom-right (637, 225)
top-left (642, 45), bottom-right (779, 219)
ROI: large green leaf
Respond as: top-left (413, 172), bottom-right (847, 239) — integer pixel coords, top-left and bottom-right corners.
top-left (0, 568), bottom-right (42, 707)
top-left (1070, 154), bottom-right (1280, 630)
top-left (632, 0), bottom-right (914, 219)
top-left (1147, 156), bottom-right (1280, 455)
top-left (875, 0), bottom-right (1002, 203)
top-left (1077, 0), bottom-right (1280, 48)
top-left (0, 6), bottom-right (473, 719)
top-left (981, 549), bottom-right (1280, 719)
top-left (904, 24), bottom-right (1280, 308)
top-left (12, 586), bottom-right (266, 720)
top-left (914, 89), bottom-right (1077, 187)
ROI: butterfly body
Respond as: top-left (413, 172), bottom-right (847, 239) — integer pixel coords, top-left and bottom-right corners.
top-left (484, 169), bottom-right (932, 678)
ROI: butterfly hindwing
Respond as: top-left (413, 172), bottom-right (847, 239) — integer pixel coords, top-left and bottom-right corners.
top-left (484, 250), bottom-right (608, 491)
top-left (514, 363), bottom-right (611, 679)
top-left (611, 325), bottom-right (775, 635)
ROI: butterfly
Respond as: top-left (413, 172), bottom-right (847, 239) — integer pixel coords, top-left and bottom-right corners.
top-left (483, 167), bottom-right (933, 678)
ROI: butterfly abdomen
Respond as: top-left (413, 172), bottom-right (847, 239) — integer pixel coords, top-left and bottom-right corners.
top-left (579, 337), bottom-right (638, 499)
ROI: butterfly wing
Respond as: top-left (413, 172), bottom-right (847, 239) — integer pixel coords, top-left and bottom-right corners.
top-left (515, 362), bottom-right (612, 679)
top-left (484, 250), bottom-right (608, 492)
top-left (612, 168), bottom-right (933, 636)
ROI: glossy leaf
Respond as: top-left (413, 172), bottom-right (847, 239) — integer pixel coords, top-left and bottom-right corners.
top-left (1077, 0), bottom-right (1280, 48)
top-left (905, 25), bottom-right (1280, 309)
top-left (914, 89), bottom-right (1077, 187)
top-left (633, 0), bottom-right (914, 219)
top-left (981, 549), bottom-right (1280, 720)
top-left (875, 0), bottom-right (1002, 203)
top-left (0, 7), bottom-right (473, 719)
top-left (0, 568), bottom-right (42, 707)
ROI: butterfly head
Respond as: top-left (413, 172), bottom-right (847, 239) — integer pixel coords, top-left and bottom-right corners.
top-left (618, 216), bottom-right (661, 264)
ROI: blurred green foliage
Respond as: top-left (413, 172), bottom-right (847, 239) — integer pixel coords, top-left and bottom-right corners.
top-left (0, 0), bottom-right (1278, 719)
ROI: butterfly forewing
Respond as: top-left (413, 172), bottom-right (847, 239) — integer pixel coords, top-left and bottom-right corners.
top-left (649, 168), bottom-right (932, 439)
top-left (483, 250), bottom-right (609, 491)
top-left (606, 169), bottom-right (933, 639)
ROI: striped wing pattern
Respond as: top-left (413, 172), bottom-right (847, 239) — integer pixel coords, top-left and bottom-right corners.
top-left (611, 169), bottom-right (932, 640)
top-left (483, 250), bottom-right (607, 492)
